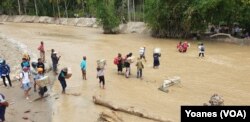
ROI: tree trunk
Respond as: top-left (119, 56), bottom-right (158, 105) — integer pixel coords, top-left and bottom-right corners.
top-left (127, 0), bottom-right (130, 22)
top-left (57, 0), bottom-right (60, 18)
top-left (81, 0), bottom-right (85, 16)
top-left (93, 96), bottom-right (171, 122)
top-left (63, 0), bottom-right (68, 18)
top-left (17, 0), bottom-right (21, 15)
top-left (133, 0), bottom-right (135, 21)
top-left (52, 3), bottom-right (55, 17)
top-left (142, 0), bottom-right (144, 22)
top-left (34, 0), bottom-right (38, 16)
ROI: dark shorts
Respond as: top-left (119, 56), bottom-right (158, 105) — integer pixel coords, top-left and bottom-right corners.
top-left (0, 106), bottom-right (6, 121)
top-left (52, 64), bottom-right (57, 71)
top-left (99, 76), bottom-right (105, 85)
top-left (154, 60), bottom-right (160, 67)
top-left (117, 64), bottom-right (123, 72)
top-left (81, 69), bottom-right (86, 74)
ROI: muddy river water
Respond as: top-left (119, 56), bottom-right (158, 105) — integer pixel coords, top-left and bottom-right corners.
top-left (0, 22), bottom-right (250, 122)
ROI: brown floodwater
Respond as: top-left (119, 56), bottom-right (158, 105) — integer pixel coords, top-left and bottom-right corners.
top-left (0, 22), bottom-right (250, 122)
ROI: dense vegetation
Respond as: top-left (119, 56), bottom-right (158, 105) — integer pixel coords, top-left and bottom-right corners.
top-left (144, 0), bottom-right (250, 38)
top-left (0, 0), bottom-right (249, 37)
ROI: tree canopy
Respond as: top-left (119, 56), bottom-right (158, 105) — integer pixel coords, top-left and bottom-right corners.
top-left (0, 0), bottom-right (249, 37)
top-left (144, 0), bottom-right (250, 38)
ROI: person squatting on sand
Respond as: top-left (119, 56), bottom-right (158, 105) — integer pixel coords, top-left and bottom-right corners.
top-left (38, 41), bottom-right (45, 63)
top-left (80, 56), bottom-right (87, 80)
top-left (0, 93), bottom-right (8, 122)
top-left (58, 68), bottom-right (68, 94)
top-left (97, 66), bottom-right (105, 89)
top-left (0, 60), bottom-right (12, 87)
top-left (19, 67), bottom-right (32, 100)
top-left (51, 49), bottom-right (60, 75)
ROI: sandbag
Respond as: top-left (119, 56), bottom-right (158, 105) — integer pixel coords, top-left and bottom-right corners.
top-left (97, 59), bottom-right (106, 69)
top-left (154, 48), bottom-right (161, 54)
top-left (139, 47), bottom-right (145, 54)
top-left (65, 68), bottom-right (72, 79)
top-left (36, 76), bottom-right (50, 87)
top-left (127, 56), bottom-right (134, 63)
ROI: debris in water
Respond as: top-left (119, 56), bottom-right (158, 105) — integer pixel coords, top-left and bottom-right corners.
top-left (24, 110), bottom-right (31, 113)
top-left (203, 94), bottom-right (224, 106)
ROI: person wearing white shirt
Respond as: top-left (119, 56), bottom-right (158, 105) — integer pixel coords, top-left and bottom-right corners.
top-left (139, 46), bottom-right (146, 62)
top-left (19, 67), bottom-right (32, 100)
top-left (198, 43), bottom-right (205, 57)
top-left (97, 67), bottom-right (105, 89)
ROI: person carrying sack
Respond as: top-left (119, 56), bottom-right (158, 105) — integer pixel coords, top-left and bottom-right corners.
top-left (58, 68), bottom-right (68, 94)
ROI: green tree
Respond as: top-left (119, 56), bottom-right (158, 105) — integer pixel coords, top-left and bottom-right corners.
top-left (95, 0), bottom-right (121, 34)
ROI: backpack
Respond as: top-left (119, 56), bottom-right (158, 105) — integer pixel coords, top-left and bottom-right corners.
top-left (1, 65), bottom-right (10, 75)
top-left (20, 71), bottom-right (31, 81)
top-left (114, 57), bottom-right (118, 65)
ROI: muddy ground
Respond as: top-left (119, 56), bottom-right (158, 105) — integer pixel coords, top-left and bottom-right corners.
top-left (0, 22), bottom-right (250, 122)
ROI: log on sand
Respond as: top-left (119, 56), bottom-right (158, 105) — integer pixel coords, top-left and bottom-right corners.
top-left (93, 96), bottom-right (171, 122)
top-left (98, 109), bottom-right (123, 122)
top-left (210, 33), bottom-right (233, 38)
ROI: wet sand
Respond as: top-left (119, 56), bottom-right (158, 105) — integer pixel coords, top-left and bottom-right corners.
top-left (0, 37), bottom-right (51, 122)
top-left (0, 22), bottom-right (250, 122)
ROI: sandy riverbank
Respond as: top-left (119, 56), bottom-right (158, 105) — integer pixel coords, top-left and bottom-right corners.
top-left (0, 36), bottom-right (52, 122)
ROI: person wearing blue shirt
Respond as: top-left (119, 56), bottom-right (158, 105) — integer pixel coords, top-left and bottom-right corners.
top-left (80, 56), bottom-right (87, 80)
top-left (0, 60), bottom-right (12, 87)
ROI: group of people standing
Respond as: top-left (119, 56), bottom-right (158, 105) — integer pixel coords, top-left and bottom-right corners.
top-left (0, 41), bottom-right (49, 121)
top-left (177, 41), bottom-right (190, 53)
top-left (114, 46), bottom-right (161, 79)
